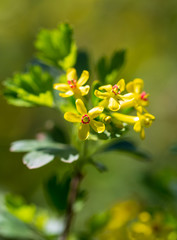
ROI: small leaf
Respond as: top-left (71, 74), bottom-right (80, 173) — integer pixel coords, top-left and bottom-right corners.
top-left (44, 175), bottom-right (71, 213)
top-left (3, 66), bottom-right (53, 107)
top-left (91, 80), bottom-right (101, 106)
top-left (109, 50), bottom-right (126, 74)
top-left (75, 50), bottom-right (90, 76)
top-left (142, 169), bottom-right (177, 203)
top-left (11, 139), bottom-right (80, 167)
top-left (60, 154), bottom-right (79, 163)
top-left (171, 143), bottom-right (177, 153)
top-left (23, 151), bottom-right (55, 169)
top-left (35, 23), bottom-right (77, 70)
top-left (97, 57), bottom-right (107, 83)
top-left (88, 211), bottom-right (110, 234)
top-left (0, 210), bottom-right (40, 239)
top-left (96, 50), bottom-right (126, 84)
top-left (95, 140), bottom-right (150, 160)
top-left (10, 140), bottom-right (67, 152)
top-left (40, 146), bottom-right (79, 163)
top-left (58, 42), bottom-right (77, 70)
top-left (89, 159), bottom-right (108, 173)
top-left (47, 125), bottom-right (69, 144)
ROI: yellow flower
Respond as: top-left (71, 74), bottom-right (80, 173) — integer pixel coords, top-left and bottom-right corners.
top-left (64, 99), bottom-right (105, 140)
top-left (99, 113), bottom-right (112, 123)
top-left (112, 107), bottom-right (155, 139)
top-left (134, 107), bottom-right (155, 139)
top-left (121, 78), bottom-right (149, 109)
top-left (53, 68), bottom-right (90, 98)
top-left (94, 79), bottom-right (127, 111)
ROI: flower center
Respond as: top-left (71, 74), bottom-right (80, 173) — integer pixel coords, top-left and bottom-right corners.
top-left (112, 85), bottom-right (121, 95)
top-left (140, 91), bottom-right (148, 101)
top-left (68, 79), bottom-right (77, 89)
top-left (143, 117), bottom-right (151, 126)
top-left (81, 114), bottom-right (90, 124)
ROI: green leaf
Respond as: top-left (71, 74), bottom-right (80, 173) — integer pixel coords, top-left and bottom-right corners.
top-left (95, 139), bottom-right (150, 160)
top-left (109, 50), bottom-right (126, 74)
top-left (171, 143), bottom-right (177, 153)
top-left (44, 175), bottom-right (71, 213)
top-left (96, 50), bottom-right (126, 84)
top-left (75, 50), bottom-right (90, 76)
top-left (23, 151), bottom-right (55, 169)
top-left (91, 80), bottom-right (101, 106)
top-left (42, 147), bottom-right (79, 163)
top-left (97, 57), bottom-right (107, 83)
top-left (59, 42), bottom-right (77, 70)
top-left (10, 140), bottom-right (67, 152)
top-left (11, 139), bottom-right (79, 168)
top-left (5, 194), bottom-right (25, 209)
top-left (3, 66), bottom-right (53, 107)
top-left (143, 169), bottom-right (177, 203)
top-left (88, 211), bottom-right (110, 234)
top-left (35, 23), bottom-right (77, 70)
top-left (89, 159), bottom-right (108, 173)
top-left (47, 125), bottom-right (69, 144)
top-left (0, 210), bottom-right (40, 239)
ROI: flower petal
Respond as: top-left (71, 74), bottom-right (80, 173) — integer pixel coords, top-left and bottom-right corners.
top-left (145, 113), bottom-right (155, 120)
top-left (99, 84), bottom-right (112, 92)
top-left (76, 99), bottom-right (87, 115)
top-left (77, 70), bottom-right (89, 86)
top-left (108, 97), bottom-right (120, 111)
top-left (53, 83), bottom-right (69, 91)
top-left (88, 106), bottom-right (104, 119)
top-left (90, 120), bottom-right (105, 133)
top-left (112, 113), bottom-right (138, 124)
top-left (140, 128), bottom-right (145, 139)
top-left (136, 106), bottom-right (143, 114)
top-left (121, 93), bottom-right (134, 100)
top-left (64, 112), bottom-right (81, 122)
top-left (59, 90), bottom-right (74, 97)
top-left (141, 99), bottom-right (149, 107)
top-left (79, 85), bottom-right (90, 96)
top-left (78, 124), bottom-right (90, 140)
top-left (133, 78), bottom-right (144, 94)
top-left (94, 90), bottom-right (110, 99)
top-left (119, 98), bottom-right (135, 109)
top-left (126, 82), bottom-right (134, 93)
top-left (99, 99), bottom-right (109, 108)
top-left (67, 68), bottom-right (77, 81)
top-left (133, 121), bottom-right (141, 132)
top-left (117, 79), bottom-right (125, 92)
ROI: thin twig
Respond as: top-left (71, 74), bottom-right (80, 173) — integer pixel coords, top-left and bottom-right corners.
top-left (60, 171), bottom-right (83, 240)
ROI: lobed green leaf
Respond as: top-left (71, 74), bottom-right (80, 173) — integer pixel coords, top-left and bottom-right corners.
top-left (96, 50), bottom-right (126, 84)
top-left (3, 66), bottom-right (54, 107)
top-left (44, 175), bottom-right (71, 213)
top-left (23, 151), bottom-right (55, 169)
top-left (35, 23), bottom-right (77, 70)
top-left (0, 210), bottom-right (40, 239)
top-left (94, 139), bottom-right (150, 160)
top-left (11, 139), bottom-right (79, 168)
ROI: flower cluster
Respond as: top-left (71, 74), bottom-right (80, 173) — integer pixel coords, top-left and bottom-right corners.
top-left (97, 200), bottom-right (176, 240)
top-left (54, 68), bottom-right (155, 140)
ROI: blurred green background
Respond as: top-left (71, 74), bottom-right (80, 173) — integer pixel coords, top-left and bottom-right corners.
top-left (0, 0), bottom-right (177, 226)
